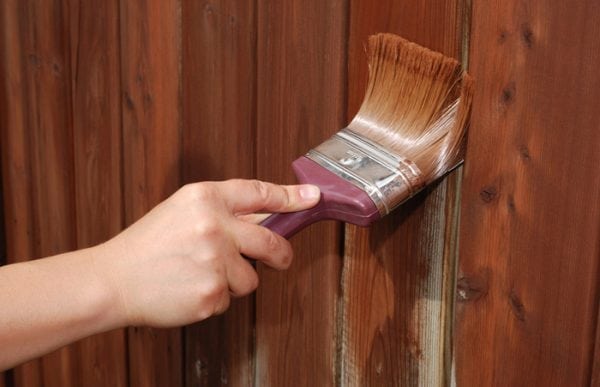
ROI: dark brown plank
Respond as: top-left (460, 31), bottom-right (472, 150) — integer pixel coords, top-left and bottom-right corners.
top-left (0, 140), bottom-right (4, 387)
top-left (69, 0), bottom-right (127, 386)
top-left (120, 0), bottom-right (183, 386)
top-left (341, 1), bottom-right (466, 385)
top-left (2, 1), bottom-right (82, 386)
top-left (0, 182), bottom-right (4, 387)
top-left (455, 1), bottom-right (600, 386)
top-left (0, 180), bottom-right (3, 387)
top-left (181, 1), bottom-right (256, 386)
top-left (593, 311), bottom-right (600, 387)
top-left (255, 0), bottom-right (347, 385)
top-left (0, 2), bottom-right (44, 385)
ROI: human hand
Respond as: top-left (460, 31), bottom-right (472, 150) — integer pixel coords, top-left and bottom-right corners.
top-left (94, 180), bottom-right (320, 328)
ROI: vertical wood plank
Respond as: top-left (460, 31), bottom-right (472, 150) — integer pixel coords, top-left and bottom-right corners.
top-left (0, 116), bottom-right (4, 387)
top-left (69, 0), bottom-right (127, 386)
top-left (455, 1), bottom-right (600, 386)
top-left (593, 310), bottom-right (600, 387)
top-left (0, 1), bottom-right (44, 385)
top-left (255, 1), bottom-right (347, 385)
top-left (181, 1), bottom-right (256, 386)
top-left (0, 179), bottom-right (5, 387)
top-left (120, 0), bottom-right (183, 386)
top-left (2, 1), bottom-right (83, 386)
top-left (342, 1), bottom-right (466, 385)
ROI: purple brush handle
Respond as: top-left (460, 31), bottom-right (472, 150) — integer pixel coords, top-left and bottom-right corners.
top-left (260, 156), bottom-right (381, 239)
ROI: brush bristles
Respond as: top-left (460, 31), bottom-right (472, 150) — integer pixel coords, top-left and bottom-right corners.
top-left (348, 33), bottom-right (473, 184)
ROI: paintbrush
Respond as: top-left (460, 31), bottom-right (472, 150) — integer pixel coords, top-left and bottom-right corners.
top-left (261, 33), bottom-right (473, 238)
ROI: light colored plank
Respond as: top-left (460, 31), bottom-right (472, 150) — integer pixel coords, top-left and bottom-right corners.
top-left (181, 0), bottom-right (256, 385)
top-left (120, 0), bottom-right (183, 385)
top-left (342, 0), bottom-right (466, 385)
top-left (455, 1), bottom-right (600, 385)
top-left (255, 0), bottom-right (347, 385)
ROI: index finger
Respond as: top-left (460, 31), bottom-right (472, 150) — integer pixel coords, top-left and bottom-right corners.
top-left (215, 179), bottom-right (320, 214)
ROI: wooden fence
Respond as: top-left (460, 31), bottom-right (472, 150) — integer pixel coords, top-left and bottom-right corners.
top-left (1, 0), bottom-right (599, 386)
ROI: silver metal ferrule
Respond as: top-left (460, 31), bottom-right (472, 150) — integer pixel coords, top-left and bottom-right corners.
top-left (306, 128), bottom-right (425, 215)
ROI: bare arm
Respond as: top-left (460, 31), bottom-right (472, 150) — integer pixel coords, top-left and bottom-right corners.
top-left (0, 179), bottom-right (320, 370)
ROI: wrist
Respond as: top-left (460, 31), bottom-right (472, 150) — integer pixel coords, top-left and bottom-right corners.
top-left (87, 242), bottom-right (132, 329)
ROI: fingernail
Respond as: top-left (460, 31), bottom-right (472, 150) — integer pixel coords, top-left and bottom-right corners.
top-left (299, 185), bottom-right (320, 201)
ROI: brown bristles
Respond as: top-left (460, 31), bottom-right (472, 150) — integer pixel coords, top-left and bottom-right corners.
top-left (348, 33), bottom-right (473, 185)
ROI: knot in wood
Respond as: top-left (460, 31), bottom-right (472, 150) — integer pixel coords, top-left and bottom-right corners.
top-left (457, 276), bottom-right (488, 302)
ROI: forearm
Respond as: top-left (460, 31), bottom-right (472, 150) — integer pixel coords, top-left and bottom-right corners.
top-left (0, 246), bottom-right (122, 370)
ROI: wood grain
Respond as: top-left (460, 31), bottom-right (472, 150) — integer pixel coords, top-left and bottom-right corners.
top-left (341, 0), bottom-right (466, 385)
top-left (69, 0), bottom-right (127, 386)
top-left (0, 204), bottom-right (3, 387)
top-left (0, 116), bottom-right (4, 387)
top-left (181, 1), bottom-right (256, 385)
top-left (2, 1), bottom-right (83, 386)
top-left (0, 1), bottom-right (50, 385)
top-left (455, 1), bottom-right (600, 385)
top-left (0, 177), bottom-right (4, 387)
top-left (255, 0), bottom-right (347, 385)
top-left (594, 310), bottom-right (600, 387)
top-left (120, 0), bottom-right (183, 386)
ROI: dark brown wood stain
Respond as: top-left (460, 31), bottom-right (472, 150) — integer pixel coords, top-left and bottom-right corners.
top-left (2, 1), bottom-right (600, 386)
top-left (254, 0), bottom-right (346, 385)
top-left (455, 1), bottom-right (600, 386)
top-left (120, 0), bottom-right (183, 386)
top-left (181, 1), bottom-right (256, 386)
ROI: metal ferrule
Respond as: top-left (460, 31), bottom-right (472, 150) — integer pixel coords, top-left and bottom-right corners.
top-left (306, 128), bottom-right (424, 215)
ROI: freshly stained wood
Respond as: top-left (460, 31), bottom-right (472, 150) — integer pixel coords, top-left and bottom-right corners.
top-left (455, 1), bottom-right (600, 385)
top-left (69, 0), bottom-right (127, 385)
top-left (0, 0), bottom-right (57, 387)
top-left (342, 0), bottom-right (466, 385)
top-left (594, 311), bottom-right (600, 387)
top-left (255, 0), bottom-right (347, 385)
top-left (181, 1), bottom-right (256, 385)
top-left (120, 0), bottom-right (183, 386)
top-left (0, 1), bottom-right (82, 385)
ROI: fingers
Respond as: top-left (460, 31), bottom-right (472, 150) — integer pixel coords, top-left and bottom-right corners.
top-left (236, 213), bottom-right (271, 224)
top-left (231, 220), bottom-right (293, 270)
top-left (216, 179), bottom-right (320, 214)
top-left (225, 255), bottom-right (259, 297)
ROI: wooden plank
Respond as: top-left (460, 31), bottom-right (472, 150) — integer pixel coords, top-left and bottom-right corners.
top-left (181, 1), bottom-right (256, 386)
top-left (2, 1), bottom-right (83, 386)
top-left (255, 1), bottom-right (347, 385)
top-left (0, 1), bottom-right (44, 385)
top-left (119, 0), bottom-right (183, 386)
top-left (593, 309), bottom-right (600, 387)
top-left (454, 1), bottom-right (600, 386)
top-left (0, 180), bottom-right (3, 387)
top-left (341, 1), bottom-right (466, 385)
top-left (69, 0), bottom-right (127, 386)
